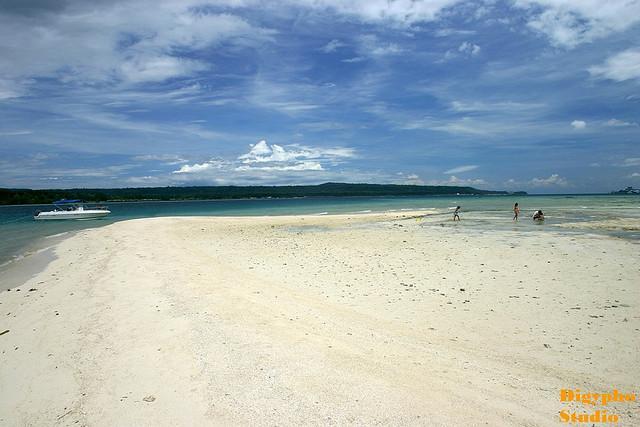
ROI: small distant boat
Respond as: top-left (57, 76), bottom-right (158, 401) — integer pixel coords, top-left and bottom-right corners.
top-left (34, 199), bottom-right (111, 220)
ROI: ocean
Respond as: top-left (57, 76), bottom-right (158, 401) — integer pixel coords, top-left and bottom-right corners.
top-left (0, 194), bottom-right (639, 269)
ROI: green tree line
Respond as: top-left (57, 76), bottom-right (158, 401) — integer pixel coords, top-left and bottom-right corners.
top-left (0, 182), bottom-right (524, 205)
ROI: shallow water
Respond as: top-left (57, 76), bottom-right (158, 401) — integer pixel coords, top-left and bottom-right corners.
top-left (0, 194), bottom-right (638, 269)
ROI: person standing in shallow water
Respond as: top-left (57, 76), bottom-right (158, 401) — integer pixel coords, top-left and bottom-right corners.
top-left (513, 202), bottom-right (520, 221)
top-left (533, 210), bottom-right (544, 221)
top-left (453, 206), bottom-right (461, 221)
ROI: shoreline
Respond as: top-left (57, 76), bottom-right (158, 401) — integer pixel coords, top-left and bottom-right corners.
top-left (1, 247), bottom-right (57, 291)
top-left (0, 209), bottom-right (435, 272)
top-left (2, 205), bottom-right (639, 266)
top-left (0, 208), bottom-right (637, 291)
top-left (0, 230), bottom-right (75, 289)
top-left (1, 195), bottom-right (638, 274)
top-left (0, 207), bottom-right (637, 292)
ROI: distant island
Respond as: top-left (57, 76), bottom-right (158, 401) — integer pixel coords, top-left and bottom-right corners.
top-left (0, 182), bottom-right (526, 205)
top-left (611, 186), bottom-right (640, 195)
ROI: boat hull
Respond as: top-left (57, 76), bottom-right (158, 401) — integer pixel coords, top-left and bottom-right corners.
top-left (34, 210), bottom-right (111, 220)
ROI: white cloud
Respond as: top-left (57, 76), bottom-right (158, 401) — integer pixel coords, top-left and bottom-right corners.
top-left (515, 1), bottom-right (640, 47)
top-left (605, 118), bottom-right (638, 127)
top-left (248, 78), bottom-right (325, 115)
top-left (571, 120), bottom-right (586, 129)
top-left (172, 140), bottom-right (355, 176)
top-left (134, 154), bottom-right (188, 165)
top-left (442, 41), bottom-right (480, 61)
top-left (401, 115), bottom-right (547, 136)
top-left (119, 55), bottom-right (207, 84)
top-left (0, 130), bottom-right (32, 136)
top-left (321, 39), bottom-right (346, 53)
top-left (629, 172), bottom-right (640, 178)
top-left (529, 174), bottom-right (569, 187)
top-left (31, 164), bottom-right (137, 179)
top-left (294, 0), bottom-right (464, 26)
top-left (434, 28), bottom-right (476, 37)
top-left (620, 158), bottom-right (640, 167)
top-left (450, 100), bottom-right (544, 112)
top-left (0, 78), bottom-right (26, 100)
top-left (172, 159), bottom-right (228, 174)
top-left (238, 140), bottom-right (355, 165)
top-left (236, 162), bottom-right (323, 172)
top-left (589, 49), bottom-right (640, 82)
top-left (239, 140), bottom-right (274, 161)
top-left (0, 2), bottom-right (273, 88)
top-left (427, 175), bottom-right (487, 187)
top-left (239, 140), bottom-right (299, 164)
top-left (443, 165), bottom-right (478, 174)
top-left (357, 34), bottom-right (403, 57)
top-left (403, 173), bottom-right (424, 184)
top-left (0, 0), bottom-right (466, 94)
top-left (458, 41), bottom-right (481, 56)
top-left (341, 57), bottom-right (366, 63)
top-left (524, 7), bottom-right (586, 48)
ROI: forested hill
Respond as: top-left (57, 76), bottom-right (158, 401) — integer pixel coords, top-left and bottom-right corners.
top-left (0, 182), bottom-right (525, 205)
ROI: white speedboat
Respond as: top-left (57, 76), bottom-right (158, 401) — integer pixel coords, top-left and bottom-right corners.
top-left (34, 200), bottom-right (111, 220)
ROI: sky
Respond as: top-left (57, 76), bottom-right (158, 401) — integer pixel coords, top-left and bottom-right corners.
top-left (0, 0), bottom-right (639, 193)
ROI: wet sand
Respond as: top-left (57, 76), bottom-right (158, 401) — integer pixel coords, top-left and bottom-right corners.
top-left (0, 212), bottom-right (638, 425)
top-left (1, 247), bottom-right (57, 291)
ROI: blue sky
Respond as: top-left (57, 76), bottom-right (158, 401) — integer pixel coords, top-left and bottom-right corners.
top-left (0, 0), bottom-right (638, 193)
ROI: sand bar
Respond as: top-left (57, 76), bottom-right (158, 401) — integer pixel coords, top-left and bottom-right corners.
top-left (1, 212), bottom-right (639, 425)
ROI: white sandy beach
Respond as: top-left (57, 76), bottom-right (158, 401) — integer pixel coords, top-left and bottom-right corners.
top-left (1, 212), bottom-right (639, 426)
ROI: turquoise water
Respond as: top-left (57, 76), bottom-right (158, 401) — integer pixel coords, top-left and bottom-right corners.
top-left (0, 195), bottom-right (639, 268)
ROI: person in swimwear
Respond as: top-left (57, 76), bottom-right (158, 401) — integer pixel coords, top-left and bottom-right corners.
top-left (533, 210), bottom-right (544, 221)
top-left (513, 202), bottom-right (520, 221)
top-left (453, 206), bottom-right (461, 221)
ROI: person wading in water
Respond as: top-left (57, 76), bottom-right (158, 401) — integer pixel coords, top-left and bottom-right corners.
top-left (453, 206), bottom-right (461, 221)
